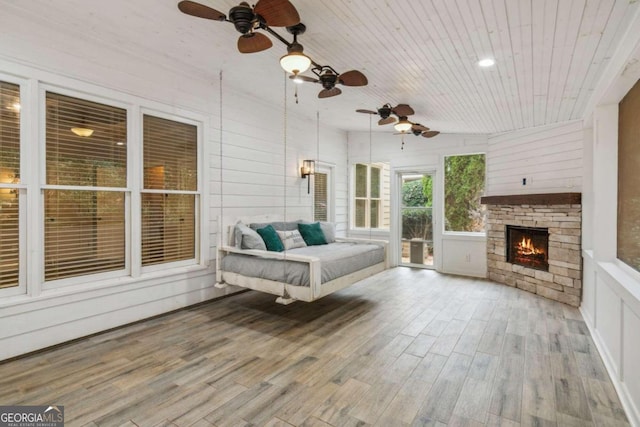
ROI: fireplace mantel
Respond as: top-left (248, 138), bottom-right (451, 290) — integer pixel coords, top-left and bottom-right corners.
top-left (481, 192), bottom-right (581, 205)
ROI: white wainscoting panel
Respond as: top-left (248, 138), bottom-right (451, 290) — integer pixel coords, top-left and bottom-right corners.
top-left (595, 274), bottom-right (622, 377)
top-left (441, 235), bottom-right (487, 278)
top-left (623, 303), bottom-right (640, 424)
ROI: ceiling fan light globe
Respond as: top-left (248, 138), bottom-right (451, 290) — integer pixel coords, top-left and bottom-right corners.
top-left (394, 120), bottom-right (412, 133)
top-left (280, 52), bottom-right (311, 75)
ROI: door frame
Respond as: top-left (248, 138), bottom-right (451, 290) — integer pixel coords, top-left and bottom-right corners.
top-left (391, 167), bottom-right (442, 269)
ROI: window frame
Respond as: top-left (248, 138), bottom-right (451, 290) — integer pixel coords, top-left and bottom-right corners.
top-left (0, 74), bottom-right (28, 297)
top-left (441, 152), bottom-right (487, 236)
top-left (313, 162), bottom-right (335, 223)
top-left (351, 162), bottom-right (385, 230)
top-left (139, 108), bottom-right (202, 274)
top-left (40, 85), bottom-right (133, 289)
top-left (34, 87), bottom-right (205, 289)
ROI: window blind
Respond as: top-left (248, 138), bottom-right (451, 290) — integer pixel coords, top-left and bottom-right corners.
top-left (0, 81), bottom-right (21, 289)
top-left (142, 115), bottom-right (197, 266)
top-left (314, 172), bottom-right (328, 221)
top-left (44, 92), bottom-right (127, 281)
top-left (46, 93), bottom-right (126, 187)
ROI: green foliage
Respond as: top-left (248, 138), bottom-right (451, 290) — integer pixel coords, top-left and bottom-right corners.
top-left (402, 175), bottom-right (433, 207)
top-left (401, 175), bottom-right (434, 240)
top-left (422, 175), bottom-right (433, 207)
top-left (402, 208), bottom-right (432, 240)
top-left (402, 180), bottom-right (426, 207)
top-left (444, 154), bottom-right (486, 232)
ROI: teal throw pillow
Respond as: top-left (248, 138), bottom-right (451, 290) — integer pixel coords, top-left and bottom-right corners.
top-left (256, 224), bottom-right (284, 252)
top-left (298, 222), bottom-right (327, 246)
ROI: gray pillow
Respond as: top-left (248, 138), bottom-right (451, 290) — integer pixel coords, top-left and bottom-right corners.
top-left (300, 220), bottom-right (336, 243)
top-left (234, 222), bottom-right (267, 250)
top-left (249, 220), bottom-right (300, 231)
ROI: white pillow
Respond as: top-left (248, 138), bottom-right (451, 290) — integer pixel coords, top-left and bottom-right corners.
top-left (276, 230), bottom-right (307, 250)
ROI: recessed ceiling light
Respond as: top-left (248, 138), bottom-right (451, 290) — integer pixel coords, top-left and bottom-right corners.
top-left (478, 58), bottom-right (495, 67)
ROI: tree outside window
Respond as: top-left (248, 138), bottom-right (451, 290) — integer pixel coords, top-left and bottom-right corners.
top-left (444, 154), bottom-right (486, 232)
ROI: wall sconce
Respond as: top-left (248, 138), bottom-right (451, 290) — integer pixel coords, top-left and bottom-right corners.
top-left (300, 159), bottom-right (315, 194)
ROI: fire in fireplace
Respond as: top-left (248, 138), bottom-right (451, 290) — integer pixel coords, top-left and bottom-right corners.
top-left (506, 225), bottom-right (549, 271)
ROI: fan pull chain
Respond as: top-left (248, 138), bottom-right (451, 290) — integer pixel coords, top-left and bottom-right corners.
top-left (295, 84), bottom-right (299, 104)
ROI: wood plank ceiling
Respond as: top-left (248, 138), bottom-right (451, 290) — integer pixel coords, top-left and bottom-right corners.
top-left (1, 0), bottom-right (638, 134)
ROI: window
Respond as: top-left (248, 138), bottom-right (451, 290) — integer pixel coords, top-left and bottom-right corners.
top-left (353, 163), bottom-right (390, 229)
top-left (314, 171), bottom-right (328, 222)
top-left (45, 92), bottom-right (127, 281)
top-left (142, 115), bottom-right (197, 266)
top-left (0, 81), bottom-right (20, 289)
top-left (0, 76), bottom-right (203, 295)
top-left (444, 153), bottom-right (486, 232)
top-left (618, 79), bottom-right (640, 272)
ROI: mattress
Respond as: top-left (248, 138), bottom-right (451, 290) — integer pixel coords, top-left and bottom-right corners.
top-left (220, 241), bottom-right (385, 287)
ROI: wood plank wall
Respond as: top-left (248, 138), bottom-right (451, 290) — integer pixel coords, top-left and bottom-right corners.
top-left (486, 121), bottom-right (583, 196)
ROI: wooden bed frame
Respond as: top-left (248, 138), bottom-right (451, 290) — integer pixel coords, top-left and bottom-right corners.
top-left (215, 215), bottom-right (389, 304)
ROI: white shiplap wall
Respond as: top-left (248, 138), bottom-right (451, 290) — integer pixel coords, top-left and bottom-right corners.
top-left (486, 120), bottom-right (583, 195)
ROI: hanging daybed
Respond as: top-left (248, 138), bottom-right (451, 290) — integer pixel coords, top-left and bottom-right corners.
top-left (215, 215), bottom-right (389, 304)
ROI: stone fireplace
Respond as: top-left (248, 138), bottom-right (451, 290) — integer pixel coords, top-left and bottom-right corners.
top-left (481, 193), bottom-right (582, 306)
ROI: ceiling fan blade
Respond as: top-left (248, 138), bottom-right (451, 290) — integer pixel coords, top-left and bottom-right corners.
top-left (237, 32), bottom-right (272, 53)
top-left (177, 1), bottom-right (226, 20)
top-left (254, 0), bottom-right (300, 27)
top-left (422, 131), bottom-right (440, 138)
top-left (338, 70), bottom-right (368, 87)
top-left (393, 104), bottom-right (415, 116)
top-left (378, 116), bottom-right (397, 125)
top-left (412, 124), bottom-right (429, 132)
top-left (356, 109), bottom-right (378, 114)
top-left (289, 74), bottom-right (319, 83)
top-left (318, 87), bottom-right (342, 99)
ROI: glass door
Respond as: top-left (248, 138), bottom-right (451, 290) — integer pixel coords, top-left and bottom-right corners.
top-left (400, 172), bottom-right (434, 268)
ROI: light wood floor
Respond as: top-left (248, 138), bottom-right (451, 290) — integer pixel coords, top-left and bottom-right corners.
top-left (0, 268), bottom-right (630, 427)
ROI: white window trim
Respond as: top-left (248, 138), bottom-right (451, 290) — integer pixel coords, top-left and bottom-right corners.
top-left (351, 162), bottom-right (385, 230)
top-left (39, 85), bottom-right (133, 290)
top-left (139, 108), bottom-right (204, 275)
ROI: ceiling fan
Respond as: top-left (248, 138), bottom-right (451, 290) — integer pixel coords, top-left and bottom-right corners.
top-left (178, 0), bottom-right (368, 98)
top-left (177, 0), bottom-right (300, 53)
top-left (290, 66), bottom-right (368, 98)
top-left (356, 104), bottom-right (415, 125)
